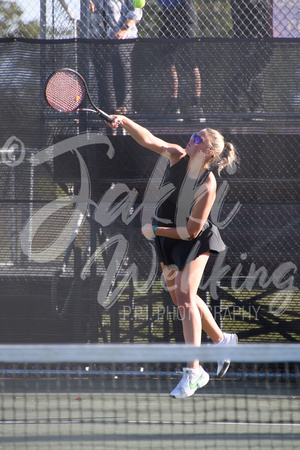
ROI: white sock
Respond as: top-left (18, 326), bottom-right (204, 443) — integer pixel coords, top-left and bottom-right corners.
top-left (217, 333), bottom-right (231, 345)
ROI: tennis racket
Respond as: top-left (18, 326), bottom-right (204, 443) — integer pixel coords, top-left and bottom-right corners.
top-left (45, 68), bottom-right (113, 123)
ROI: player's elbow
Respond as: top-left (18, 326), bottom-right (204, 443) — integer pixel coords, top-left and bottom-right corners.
top-left (186, 227), bottom-right (201, 240)
top-left (187, 230), bottom-right (200, 240)
top-left (186, 222), bottom-right (203, 240)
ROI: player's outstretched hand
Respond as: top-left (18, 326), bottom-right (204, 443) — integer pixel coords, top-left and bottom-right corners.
top-left (106, 115), bottom-right (124, 129)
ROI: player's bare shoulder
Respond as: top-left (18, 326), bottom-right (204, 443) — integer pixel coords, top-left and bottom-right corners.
top-left (205, 171), bottom-right (217, 193)
top-left (168, 146), bottom-right (186, 165)
top-left (195, 171), bottom-right (217, 201)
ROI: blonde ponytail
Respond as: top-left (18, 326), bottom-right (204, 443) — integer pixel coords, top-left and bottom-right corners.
top-left (203, 128), bottom-right (239, 174)
top-left (217, 141), bottom-right (238, 174)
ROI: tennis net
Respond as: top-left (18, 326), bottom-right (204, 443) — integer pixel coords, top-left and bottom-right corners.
top-left (0, 343), bottom-right (299, 449)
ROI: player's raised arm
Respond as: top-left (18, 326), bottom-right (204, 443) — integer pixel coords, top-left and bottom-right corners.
top-left (108, 115), bottom-right (185, 159)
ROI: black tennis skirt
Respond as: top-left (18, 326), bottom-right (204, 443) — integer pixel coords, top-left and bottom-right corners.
top-left (155, 220), bottom-right (226, 270)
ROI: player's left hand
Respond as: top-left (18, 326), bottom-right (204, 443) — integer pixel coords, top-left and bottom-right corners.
top-left (141, 224), bottom-right (154, 239)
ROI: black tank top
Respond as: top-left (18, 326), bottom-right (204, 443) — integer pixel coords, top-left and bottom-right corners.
top-left (156, 156), bottom-right (210, 227)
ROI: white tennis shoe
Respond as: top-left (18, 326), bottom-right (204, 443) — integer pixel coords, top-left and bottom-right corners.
top-left (170, 366), bottom-right (209, 399)
top-left (216, 332), bottom-right (238, 377)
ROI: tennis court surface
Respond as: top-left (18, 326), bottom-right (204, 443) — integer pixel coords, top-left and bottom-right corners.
top-left (1, 344), bottom-right (299, 449)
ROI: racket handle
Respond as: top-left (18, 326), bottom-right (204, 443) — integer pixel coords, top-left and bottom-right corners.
top-left (97, 109), bottom-right (114, 123)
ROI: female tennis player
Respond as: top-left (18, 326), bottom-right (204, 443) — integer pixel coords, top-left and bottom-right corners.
top-left (108, 116), bottom-right (238, 399)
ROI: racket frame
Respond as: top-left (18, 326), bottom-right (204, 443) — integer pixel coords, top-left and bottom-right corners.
top-left (45, 68), bottom-right (113, 123)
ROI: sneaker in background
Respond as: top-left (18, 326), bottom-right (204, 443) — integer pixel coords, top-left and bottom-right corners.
top-left (216, 333), bottom-right (238, 378)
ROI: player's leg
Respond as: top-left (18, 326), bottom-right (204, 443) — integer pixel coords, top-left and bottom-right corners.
top-left (163, 255), bottom-right (211, 398)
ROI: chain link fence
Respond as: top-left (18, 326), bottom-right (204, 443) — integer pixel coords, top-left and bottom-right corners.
top-left (2, 0), bottom-right (300, 39)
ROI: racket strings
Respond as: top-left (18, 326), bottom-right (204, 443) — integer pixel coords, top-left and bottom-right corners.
top-left (45, 71), bottom-right (86, 112)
